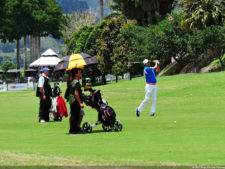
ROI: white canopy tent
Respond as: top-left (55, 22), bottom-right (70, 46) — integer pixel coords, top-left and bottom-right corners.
top-left (29, 57), bottom-right (60, 67)
top-left (29, 48), bottom-right (60, 67)
top-left (41, 48), bottom-right (58, 57)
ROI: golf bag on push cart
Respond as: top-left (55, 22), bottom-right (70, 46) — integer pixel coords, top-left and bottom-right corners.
top-left (82, 86), bottom-right (123, 133)
top-left (50, 83), bottom-right (68, 121)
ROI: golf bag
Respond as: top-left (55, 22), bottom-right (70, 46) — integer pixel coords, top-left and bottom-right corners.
top-left (50, 83), bottom-right (68, 121)
top-left (82, 86), bottom-right (122, 133)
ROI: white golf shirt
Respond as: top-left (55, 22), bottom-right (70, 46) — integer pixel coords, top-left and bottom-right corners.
top-left (38, 74), bottom-right (50, 92)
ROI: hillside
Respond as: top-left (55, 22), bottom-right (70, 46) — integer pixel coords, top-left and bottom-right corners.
top-left (57, 0), bottom-right (89, 13)
top-left (57, 0), bottom-right (112, 17)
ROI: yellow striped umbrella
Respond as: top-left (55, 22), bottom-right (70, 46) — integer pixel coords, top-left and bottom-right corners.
top-left (54, 53), bottom-right (98, 71)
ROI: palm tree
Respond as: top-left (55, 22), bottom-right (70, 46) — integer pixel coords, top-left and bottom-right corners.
top-left (24, 36), bottom-right (27, 71)
top-left (16, 39), bottom-right (20, 69)
top-left (111, 0), bottom-right (176, 25)
top-left (99, 0), bottom-right (114, 21)
top-left (179, 0), bottom-right (225, 31)
top-left (100, 0), bottom-right (104, 21)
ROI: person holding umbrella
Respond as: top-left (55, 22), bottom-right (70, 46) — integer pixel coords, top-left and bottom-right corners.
top-left (68, 68), bottom-right (85, 134)
top-left (54, 53), bottom-right (98, 133)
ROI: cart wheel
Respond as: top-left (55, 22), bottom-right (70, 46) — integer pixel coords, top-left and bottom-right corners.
top-left (82, 122), bottom-right (92, 133)
top-left (114, 120), bottom-right (123, 132)
top-left (102, 124), bottom-right (111, 132)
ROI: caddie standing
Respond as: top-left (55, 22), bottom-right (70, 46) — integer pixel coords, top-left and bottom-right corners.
top-left (68, 68), bottom-right (84, 134)
top-left (136, 59), bottom-right (160, 117)
top-left (37, 67), bottom-right (52, 122)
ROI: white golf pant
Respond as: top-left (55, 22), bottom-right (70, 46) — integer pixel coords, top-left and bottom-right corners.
top-left (138, 84), bottom-right (157, 114)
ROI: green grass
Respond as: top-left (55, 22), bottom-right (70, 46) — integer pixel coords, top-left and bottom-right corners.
top-left (0, 72), bottom-right (225, 166)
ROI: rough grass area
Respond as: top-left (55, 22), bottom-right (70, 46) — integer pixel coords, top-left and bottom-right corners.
top-left (0, 72), bottom-right (225, 166)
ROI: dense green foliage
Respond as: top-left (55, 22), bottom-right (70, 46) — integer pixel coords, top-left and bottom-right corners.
top-left (0, 61), bottom-right (16, 72)
top-left (67, 11), bottom-right (225, 77)
top-left (68, 13), bottom-right (134, 83)
top-left (67, 25), bottom-right (94, 54)
top-left (145, 13), bottom-right (225, 72)
top-left (111, 0), bottom-right (177, 25)
top-left (120, 23), bottom-right (148, 62)
top-left (146, 13), bottom-right (188, 68)
top-left (187, 25), bottom-right (225, 68)
top-left (95, 14), bottom-right (129, 79)
top-left (179, 0), bottom-right (225, 31)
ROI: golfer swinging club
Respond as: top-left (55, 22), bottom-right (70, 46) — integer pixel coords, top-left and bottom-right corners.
top-left (136, 59), bottom-right (160, 117)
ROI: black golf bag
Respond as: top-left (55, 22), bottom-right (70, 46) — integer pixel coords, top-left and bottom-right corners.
top-left (82, 86), bottom-right (122, 133)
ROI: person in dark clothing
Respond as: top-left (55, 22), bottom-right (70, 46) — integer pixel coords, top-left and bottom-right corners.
top-left (38, 67), bottom-right (52, 122)
top-left (68, 68), bottom-right (84, 134)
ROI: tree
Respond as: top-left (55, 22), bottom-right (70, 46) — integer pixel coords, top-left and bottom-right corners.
top-left (74, 26), bottom-right (94, 53)
top-left (146, 13), bottom-right (188, 68)
top-left (1, 0), bottom-right (24, 69)
top-left (187, 26), bottom-right (225, 69)
top-left (121, 23), bottom-right (148, 62)
top-left (111, 0), bottom-right (177, 25)
top-left (1, 61), bottom-right (16, 72)
top-left (99, 0), bottom-right (114, 21)
top-left (179, 0), bottom-right (225, 31)
top-left (84, 18), bottom-right (108, 57)
top-left (100, 0), bottom-right (104, 21)
top-left (66, 25), bottom-right (94, 54)
top-left (81, 13), bottom-right (133, 83)
top-left (61, 11), bottom-right (96, 44)
top-left (94, 13), bottom-right (131, 83)
top-left (29, 0), bottom-right (64, 62)
top-left (1, 0), bottom-right (64, 68)
top-left (112, 20), bottom-right (147, 80)
top-left (67, 25), bottom-right (94, 55)
top-left (0, 0), bottom-right (6, 40)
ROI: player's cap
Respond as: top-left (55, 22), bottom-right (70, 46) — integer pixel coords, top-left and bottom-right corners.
top-left (143, 59), bottom-right (149, 65)
top-left (42, 67), bottom-right (50, 72)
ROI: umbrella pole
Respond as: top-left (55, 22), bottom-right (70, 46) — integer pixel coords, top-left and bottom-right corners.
top-left (82, 76), bottom-right (86, 87)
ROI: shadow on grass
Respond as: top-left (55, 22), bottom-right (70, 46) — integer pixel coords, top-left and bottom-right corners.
top-left (65, 130), bottom-right (116, 135)
top-left (90, 129), bottom-right (106, 134)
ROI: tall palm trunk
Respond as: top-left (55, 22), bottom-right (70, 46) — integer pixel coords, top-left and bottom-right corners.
top-left (38, 36), bottom-right (41, 58)
top-left (16, 39), bottom-right (20, 69)
top-left (24, 36), bottom-right (27, 71)
top-left (100, 0), bottom-right (104, 21)
top-left (30, 35), bottom-right (33, 63)
top-left (30, 35), bottom-right (41, 62)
